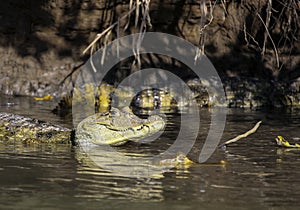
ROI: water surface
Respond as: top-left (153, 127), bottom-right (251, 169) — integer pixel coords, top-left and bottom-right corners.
top-left (0, 95), bottom-right (300, 209)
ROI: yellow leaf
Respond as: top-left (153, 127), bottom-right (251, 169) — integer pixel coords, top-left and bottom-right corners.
top-left (34, 95), bottom-right (53, 101)
top-left (275, 136), bottom-right (300, 148)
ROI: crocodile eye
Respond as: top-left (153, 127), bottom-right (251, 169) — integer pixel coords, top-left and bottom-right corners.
top-left (45, 132), bottom-right (53, 139)
top-left (36, 132), bottom-right (43, 138)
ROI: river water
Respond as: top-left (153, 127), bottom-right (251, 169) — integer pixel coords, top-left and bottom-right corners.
top-left (0, 95), bottom-right (300, 209)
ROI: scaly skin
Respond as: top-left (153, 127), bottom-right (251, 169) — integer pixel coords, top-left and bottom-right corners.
top-left (0, 108), bottom-right (165, 145)
top-left (0, 112), bottom-right (72, 144)
top-left (76, 107), bottom-right (165, 145)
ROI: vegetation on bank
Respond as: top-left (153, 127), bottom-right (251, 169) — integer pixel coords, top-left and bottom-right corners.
top-left (0, 0), bottom-right (298, 100)
top-left (82, 0), bottom-right (299, 78)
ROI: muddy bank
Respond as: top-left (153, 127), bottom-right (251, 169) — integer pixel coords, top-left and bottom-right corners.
top-left (0, 0), bottom-right (299, 103)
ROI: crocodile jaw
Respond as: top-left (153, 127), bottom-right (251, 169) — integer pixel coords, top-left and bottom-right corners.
top-left (76, 109), bottom-right (165, 146)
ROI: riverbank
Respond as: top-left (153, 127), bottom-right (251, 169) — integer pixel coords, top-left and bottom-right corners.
top-left (0, 0), bottom-right (298, 106)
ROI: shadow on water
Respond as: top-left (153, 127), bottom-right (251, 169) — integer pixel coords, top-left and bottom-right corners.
top-left (0, 95), bottom-right (300, 209)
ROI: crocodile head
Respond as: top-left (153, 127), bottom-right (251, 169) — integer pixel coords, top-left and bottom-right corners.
top-left (76, 107), bottom-right (165, 145)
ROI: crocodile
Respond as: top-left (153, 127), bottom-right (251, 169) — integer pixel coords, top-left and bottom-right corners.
top-left (52, 83), bottom-right (207, 117)
top-left (0, 107), bottom-right (165, 146)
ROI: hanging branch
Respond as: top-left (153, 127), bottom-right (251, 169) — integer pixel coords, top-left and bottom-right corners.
top-left (194, 0), bottom-right (215, 62)
top-left (262, 0), bottom-right (272, 56)
top-left (256, 13), bottom-right (279, 68)
top-left (133, 0), bottom-right (152, 69)
top-left (83, 0), bottom-right (152, 73)
top-left (82, 1), bottom-right (142, 55)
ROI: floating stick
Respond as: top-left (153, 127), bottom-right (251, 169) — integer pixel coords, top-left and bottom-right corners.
top-left (222, 121), bottom-right (262, 146)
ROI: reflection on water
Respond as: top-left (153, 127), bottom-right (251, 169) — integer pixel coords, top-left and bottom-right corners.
top-left (0, 95), bottom-right (300, 209)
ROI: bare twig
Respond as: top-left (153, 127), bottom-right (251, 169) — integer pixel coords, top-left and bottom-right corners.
top-left (256, 13), bottom-right (279, 68)
top-left (243, 22), bottom-right (262, 50)
top-left (131, 0), bottom-right (152, 69)
top-left (195, 0), bottom-right (216, 62)
top-left (100, 30), bottom-right (112, 65)
top-left (116, 19), bottom-right (120, 58)
top-left (90, 44), bottom-right (98, 73)
top-left (83, 27), bottom-right (113, 55)
top-left (135, 0), bottom-right (140, 27)
top-left (83, 0), bottom-right (152, 73)
top-left (262, 0), bottom-right (272, 56)
top-left (59, 62), bottom-right (85, 85)
top-left (220, 0), bottom-right (227, 15)
top-left (83, 1), bottom-right (142, 55)
top-left (243, 22), bottom-right (249, 46)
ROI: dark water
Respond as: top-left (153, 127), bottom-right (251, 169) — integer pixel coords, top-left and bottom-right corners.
top-left (0, 95), bottom-right (300, 209)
